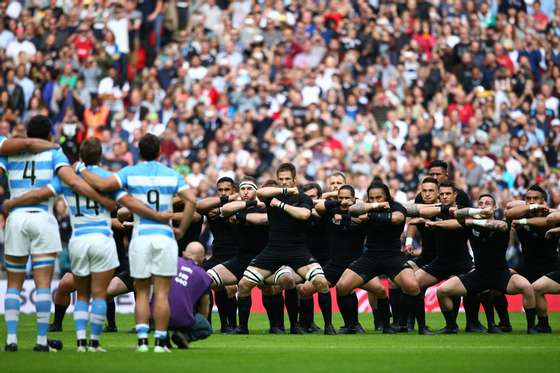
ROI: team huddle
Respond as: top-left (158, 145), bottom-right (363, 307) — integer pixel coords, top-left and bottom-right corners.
top-left (2, 115), bottom-right (560, 353)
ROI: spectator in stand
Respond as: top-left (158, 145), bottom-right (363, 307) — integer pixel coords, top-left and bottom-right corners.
top-left (0, 1), bottom-right (559, 284)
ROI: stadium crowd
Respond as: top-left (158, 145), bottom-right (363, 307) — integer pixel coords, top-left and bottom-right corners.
top-left (1, 0), bottom-right (560, 353)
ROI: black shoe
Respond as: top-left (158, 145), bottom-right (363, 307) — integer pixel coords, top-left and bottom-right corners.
top-left (47, 339), bottom-right (63, 351)
top-left (324, 324), bottom-right (337, 335)
top-left (309, 323), bottom-right (321, 333)
top-left (338, 325), bottom-right (355, 334)
top-left (171, 331), bottom-right (190, 349)
top-left (220, 326), bottom-right (235, 334)
top-left (33, 344), bottom-right (52, 352)
top-left (268, 327), bottom-right (285, 335)
top-left (536, 324), bottom-right (552, 333)
top-left (382, 326), bottom-right (399, 334)
top-left (4, 343), bottom-right (18, 352)
top-left (527, 327), bottom-right (539, 335)
top-left (48, 323), bottom-right (62, 332)
top-left (290, 324), bottom-right (306, 335)
top-left (498, 323), bottom-right (512, 333)
top-left (233, 326), bottom-right (249, 335)
top-left (487, 324), bottom-right (503, 334)
top-left (465, 322), bottom-right (486, 333)
top-left (438, 326), bottom-right (459, 334)
top-left (396, 325), bottom-right (410, 333)
top-left (103, 325), bottom-right (118, 333)
top-left (418, 326), bottom-right (436, 335)
top-left (353, 323), bottom-right (366, 334)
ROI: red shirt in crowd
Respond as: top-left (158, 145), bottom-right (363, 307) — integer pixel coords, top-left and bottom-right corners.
top-left (72, 35), bottom-right (94, 61)
top-left (447, 102), bottom-right (474, 124)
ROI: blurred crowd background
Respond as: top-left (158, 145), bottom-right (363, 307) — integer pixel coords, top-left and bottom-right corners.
top-left (1, 0), bottom-right (560, 273)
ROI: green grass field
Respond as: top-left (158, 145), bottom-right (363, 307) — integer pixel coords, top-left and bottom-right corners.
top-left (1, 312), bottom-right (560, 373)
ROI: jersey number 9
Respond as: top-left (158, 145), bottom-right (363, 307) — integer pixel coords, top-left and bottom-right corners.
top-left (147, 189), bottom-right (160, 211)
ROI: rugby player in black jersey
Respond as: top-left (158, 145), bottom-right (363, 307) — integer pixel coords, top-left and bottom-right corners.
top-left (313, 184), bottom-right (367, 334)
top-left (197, 177), bottom-right (240, 333)
top-left (236, 163), bottom-right (330, 334)
top-left (434, 194), bottom-right (538, 334)
top-left (532, 211), bottom-right (560, 332)
top-left (298, 172), bottom-right (348, 333)
top-left (404, 177), bottom-right (440, 334)
top-left (337, 181), bottom-right (420, 334)
top-left (415, 181), bottom-right (477, 333)
top-left (301, 182), bottom-right (329, 333)
top-left (506, 185), bottom-right (560, 333)
top-left (204, 177), bottom-right (272, 334)
top-left (422, 161), bottom-right (491, 331)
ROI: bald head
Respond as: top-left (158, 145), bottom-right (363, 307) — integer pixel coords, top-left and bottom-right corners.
top-left (183, 242), bottom-right (205, 265)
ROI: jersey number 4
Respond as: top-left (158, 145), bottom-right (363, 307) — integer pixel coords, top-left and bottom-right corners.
top-left (23, 161), bottom-right (36, 185)
top-left (74, 193), bottom-right (100, 216)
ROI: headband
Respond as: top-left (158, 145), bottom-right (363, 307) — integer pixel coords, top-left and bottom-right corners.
top-left (239, 181), bottom-right (258, 191)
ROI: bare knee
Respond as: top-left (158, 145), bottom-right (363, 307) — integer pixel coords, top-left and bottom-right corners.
top-left (402, 281), bottom-right (420, 296)
top-left (279, 275), bottom-right (296, 290)
top-left (312, 276), bottom-right (329, 293)
top-left (238, 278), bottom-right (254, 296)
top-left (299, 283), bottom-right (315, 298)
top-left (59, 273), bottom-right (76, 292)
top-left (532, 281), bottom-right (546, 295)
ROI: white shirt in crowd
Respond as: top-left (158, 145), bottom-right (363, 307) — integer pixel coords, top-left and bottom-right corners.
top-left (6, 39), bottom-right (36, 64)
top-left (107, 17), bottom-right (130, 54)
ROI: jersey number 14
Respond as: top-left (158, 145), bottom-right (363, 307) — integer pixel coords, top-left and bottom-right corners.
top-left (74, 192), bottom-right (100, 216)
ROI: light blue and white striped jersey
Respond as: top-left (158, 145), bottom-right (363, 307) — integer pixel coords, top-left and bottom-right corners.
top-left (115, 161), bottom-right (188, 238)
top-left (0, 148), bottom-right (69, 212)
top-left (51, 166), bottom-right (126, 237)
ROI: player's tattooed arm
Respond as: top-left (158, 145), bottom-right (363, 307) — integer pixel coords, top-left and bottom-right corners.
top-left (455, 208), bottom-right (494, 221)
top-left (464, 219), bottom-right (509, 232)
top-left (349, 200), bottom-right (389, 217)
top-left (0, 138), bottom-right (58, 155)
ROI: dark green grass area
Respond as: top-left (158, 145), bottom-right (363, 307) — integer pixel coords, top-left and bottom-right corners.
top-left (1, 312), bottom-right (560, 373)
